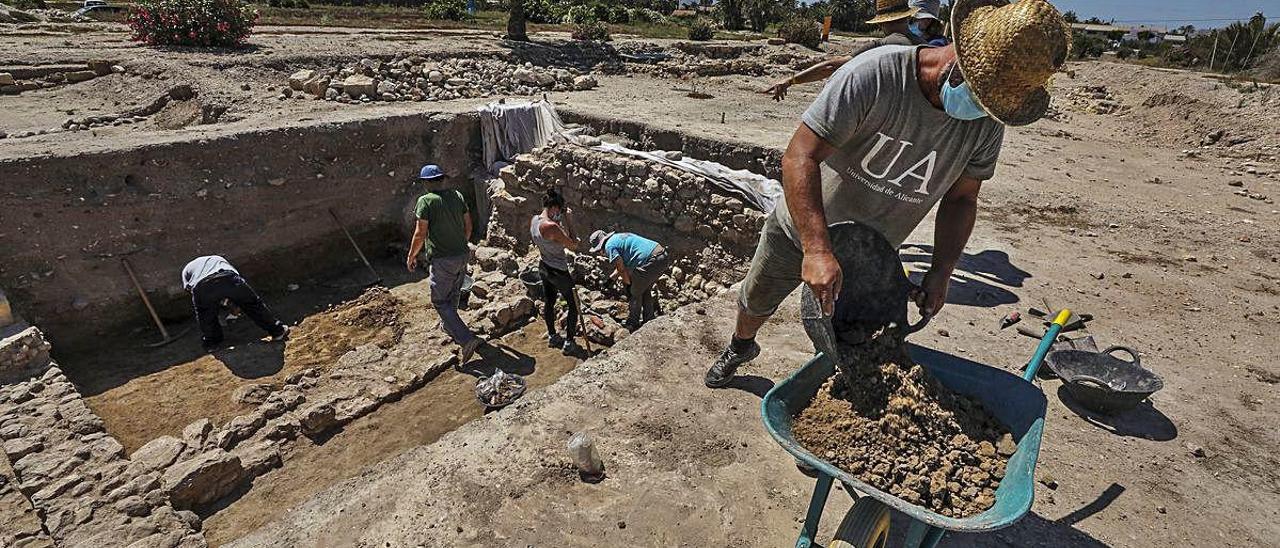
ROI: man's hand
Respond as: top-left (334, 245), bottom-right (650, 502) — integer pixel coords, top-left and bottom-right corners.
top-left (762, 79), bottom-right (791, 102)
top-left (801, 251), bottom-right (843, 315)
top-left (911, 269), bottom-right (950, 318)
top-left (405, 254), bottom-right (417, 272)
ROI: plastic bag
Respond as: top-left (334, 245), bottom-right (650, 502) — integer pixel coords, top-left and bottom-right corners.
top-left (567, 431), bottom-right (605, 482)
top-left (474, 369), bottom-right (526, 408)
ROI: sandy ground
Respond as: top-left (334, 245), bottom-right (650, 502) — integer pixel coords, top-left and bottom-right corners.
top-left (5, 22), bottom-right (1280, 548)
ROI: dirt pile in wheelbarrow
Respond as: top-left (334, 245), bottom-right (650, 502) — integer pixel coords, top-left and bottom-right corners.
top-left (793, 336), bottom-right (1015, 518)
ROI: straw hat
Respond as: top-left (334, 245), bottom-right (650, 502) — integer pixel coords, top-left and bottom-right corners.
top-left (951, 0), bottom-right (1071, 126)
top-left (866, 0), bottom-right (919, 25)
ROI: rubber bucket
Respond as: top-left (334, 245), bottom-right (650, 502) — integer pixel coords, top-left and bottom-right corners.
top-left (519, 268), bottom-right (544, 300)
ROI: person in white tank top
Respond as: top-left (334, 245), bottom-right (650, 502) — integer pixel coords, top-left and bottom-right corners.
top-left (531, 189), bottom-right (584, 355)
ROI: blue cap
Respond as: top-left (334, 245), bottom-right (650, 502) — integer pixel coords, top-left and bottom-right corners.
top-left (419, 164), bottom-right (445, 180)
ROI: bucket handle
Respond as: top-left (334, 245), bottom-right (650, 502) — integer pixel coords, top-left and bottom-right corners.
top-left (1102, 346), bottom-right (1140, 368)
top-left (1070, 374), bottom-right (1118, 392)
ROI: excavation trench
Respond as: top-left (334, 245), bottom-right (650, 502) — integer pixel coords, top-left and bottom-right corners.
top-left (0, 109), bottom-right (774, 545)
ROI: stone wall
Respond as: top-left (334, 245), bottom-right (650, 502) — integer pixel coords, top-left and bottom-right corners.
top-left (0, 327), bottom-right (49, 383)
top-left (485, 143), bottom-right (769, 309)
top-left (0, 329), bottom-right (204, 547)
top-left (0, 111), bottom-right (481, 345)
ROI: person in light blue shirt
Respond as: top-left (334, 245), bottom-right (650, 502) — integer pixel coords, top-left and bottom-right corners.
top-left (589, 230), bottom-right (672, 329)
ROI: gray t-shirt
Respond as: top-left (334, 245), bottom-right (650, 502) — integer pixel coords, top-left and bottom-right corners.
top-left (181, 255), bottom-right (238, 291)
top-left (776, 46), bottom-right (1005, 248)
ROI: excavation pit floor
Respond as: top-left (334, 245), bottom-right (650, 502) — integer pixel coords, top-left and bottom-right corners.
top-left (55, 260), bottom-right (586, 545)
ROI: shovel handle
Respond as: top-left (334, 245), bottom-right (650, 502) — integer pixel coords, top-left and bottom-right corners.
top-left (1024, 309), bottom-right (1070, 382)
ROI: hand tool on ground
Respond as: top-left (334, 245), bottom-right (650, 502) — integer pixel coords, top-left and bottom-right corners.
top-left (573, 287), bottom-right (593, 354)
top-left (1000, 311), bottom-right (1021, 329)
top-left (763, 309), bottom-right (1071, 548)
top-left (121, 258), bottom-right (191, 348)
top-left (800, 221), bottom-right (929, 368)
top-left (327, 207), bottom-right (382, 286)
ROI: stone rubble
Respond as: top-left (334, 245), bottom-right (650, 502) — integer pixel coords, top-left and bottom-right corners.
top-left (287, 57), bottom-right (600, 104)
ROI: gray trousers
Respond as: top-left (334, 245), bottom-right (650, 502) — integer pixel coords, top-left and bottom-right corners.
top-left (627, 246), bottom-right (671, 327)
top-left (429, 253), bottom-right (477, 346)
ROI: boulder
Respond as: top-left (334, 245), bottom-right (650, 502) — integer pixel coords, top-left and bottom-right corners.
top-left (287, 69), bottom-right (316, 91)
top-left (232, 383), bottom-right (273, 405)
top-left (0, 72), bottom-right (16, 86)
top-left (298, 402), bottom-right (337, 435)
top-left (162, 450), bottom-right (245, 510)
top-left (64, 71), bottom-right (96, 83)
top-left (130, 436), bottom-right (185, 472)
top-left (88, 60), bottom-right (114, 76)
top-left (342, 75), bottom-right (377, 98)
top-left (232, 440), bottom-right (281, 476)
top-left (302, 75), bottom-right (329, 96)
top-left (572, 75), bottom-right (598, 91)
top-left (181, 418), bottom-right (213, 448)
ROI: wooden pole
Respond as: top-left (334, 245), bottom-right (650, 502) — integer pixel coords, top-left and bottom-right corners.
top-left (327, 208), bottom-right (382, 285)
top-left (122, 258), bottom-right (171, 340)
top-left (1209, 32), bottom-right (1218, 71)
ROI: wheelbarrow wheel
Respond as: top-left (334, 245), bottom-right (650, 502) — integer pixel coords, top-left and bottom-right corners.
top-left (830, 497), bottom-right (890, 548)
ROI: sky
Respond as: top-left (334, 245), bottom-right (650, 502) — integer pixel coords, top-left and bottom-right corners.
top-left (1051, 0), bottom-right (1278, 28)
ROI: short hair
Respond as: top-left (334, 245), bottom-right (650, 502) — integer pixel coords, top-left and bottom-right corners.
top-left (543, 188), bottom-right (565, 209)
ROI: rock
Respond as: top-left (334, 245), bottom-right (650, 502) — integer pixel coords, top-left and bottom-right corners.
top-left (232, 440), bottom-right (281, 476)
top-left (302, 75), bottom-right (329, 96)
top-left (115, 495), bottom-right (152, 517)
top-left (1228, 180), bottom-right (1244, 187)
top-left (996, 434), bottom-right (1016, 457)
top-left (215, 412), bottom-right (266, 449)
top-left (232, 383), bottom-right (274, 405)
top-left (0, 73), bottom-right (14, 86)
top-left (65, 70), bottom-right (96, 83)
top-left (288, 69), bottom-right (316, 90)
top-left (130, 436), bottom-right (186, 472)
top-left (377, 80), bottom-right (398, 94)
top-left (342, 74), bottom-right (377, 98)
top-left (427, 70), bottom-right (445, 83)
top-left (3, 438), bottom-right (42, 460)
top-left (1038, 474), bottom-right (1058, 490)
top-left (325, 87), bottom-right (340, 100)
top-left (162, 449), bottom-right (245, 510)
top-left (298, 402), bottom-right (338, 435)
top-left (182, 418), bottom-right (213, 448)
top-left (572, 75), bottom-right (598, 91)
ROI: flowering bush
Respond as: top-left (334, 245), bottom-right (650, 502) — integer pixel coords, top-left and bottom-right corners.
top-left (128, 0), bottom-right (257, 48)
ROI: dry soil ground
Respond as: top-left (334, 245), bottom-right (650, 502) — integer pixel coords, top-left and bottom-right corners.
top-left (4, 20), bottom-right (1280, 548)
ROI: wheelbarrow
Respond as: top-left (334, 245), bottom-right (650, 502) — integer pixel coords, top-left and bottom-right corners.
top-left (763, 309), bottom-right (1072, 548)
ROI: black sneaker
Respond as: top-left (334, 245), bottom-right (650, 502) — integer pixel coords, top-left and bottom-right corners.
top-left (704, 340), bottom-right (761, 388)
top-left (562, 339), bottom-right (583, 356)
top-left (548, 333), bottom-right (564, 349)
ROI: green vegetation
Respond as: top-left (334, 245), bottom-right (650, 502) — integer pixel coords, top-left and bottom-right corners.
top-left (687, 18), bottom-right (714, 41)
top-left (777, 15), bottom-right (820, 49)
top-left (421, 0), bottom-right (466, 20)
top-left (570, 18), bottom-right (609, 41)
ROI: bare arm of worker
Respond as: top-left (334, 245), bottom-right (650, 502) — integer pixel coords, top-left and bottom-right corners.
top-left (915, 176), bottom-right (982, 316)
top-left (407, 219), bottom-right (429, 272)
top-left (783, 123), bottom-right (841, 315)
top-left (613, 258), bottom-right (631, 285)
top-left (539, 219), bottom-right (579, 251)
top-left (463, 212), bottom-right (473, 243)
top-left (762, 56), bottom-right (851, 102)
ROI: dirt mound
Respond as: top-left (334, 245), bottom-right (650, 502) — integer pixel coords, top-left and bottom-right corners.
top-left (284, 287), bottom-right (406, 372)
top-left (793, 337), bottom-right (1013, 518)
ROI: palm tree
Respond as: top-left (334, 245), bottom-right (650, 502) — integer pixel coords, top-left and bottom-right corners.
top-left (508, 0), bottom-right (528, 41)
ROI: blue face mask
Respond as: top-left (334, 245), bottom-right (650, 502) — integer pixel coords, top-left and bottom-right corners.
top-left (908, 21), bottom-right (928, 42)
top-left (940, 65), bottom-right (988, 120)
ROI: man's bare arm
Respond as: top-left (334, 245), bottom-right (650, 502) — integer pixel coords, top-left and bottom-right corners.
top-left (463, 212), bottom-right (473, 242)
top-left (918, 176), bottom-right (981, 315)
top-left (783, 123), bottom-right (840, 313)
top-left (407, 219), bottom-right (429, 271)
top-left (614, 258), bottom-right (631, 285)
top-left (763, 56), bottom-right (852, 101)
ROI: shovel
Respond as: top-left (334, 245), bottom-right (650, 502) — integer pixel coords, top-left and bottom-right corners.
top-left (800, 221), bottom-right (930, 369)
top-left (122, 258), bottom-right (191, 348)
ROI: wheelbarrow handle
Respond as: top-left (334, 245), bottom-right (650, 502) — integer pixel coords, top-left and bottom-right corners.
top-left (1023, 309), bottom-right (1071, 382)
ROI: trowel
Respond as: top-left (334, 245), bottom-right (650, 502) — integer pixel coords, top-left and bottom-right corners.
top-left (800, 221), bottom-right (930, 365)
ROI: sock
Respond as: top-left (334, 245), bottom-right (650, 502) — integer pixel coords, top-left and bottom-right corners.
top-left (730, 336), bottom-right (755, 353)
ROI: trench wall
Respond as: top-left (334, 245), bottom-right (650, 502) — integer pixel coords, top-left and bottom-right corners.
top-left (486, 142), bottom-right (770, 309)
top-left (0, 112), bottom-right (482, 345)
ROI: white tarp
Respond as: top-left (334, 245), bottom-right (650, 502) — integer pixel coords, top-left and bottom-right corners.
top-left (478, 99), bottom-right (783, 213)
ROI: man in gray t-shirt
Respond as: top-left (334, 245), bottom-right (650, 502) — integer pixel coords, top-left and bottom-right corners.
top-left (705, 0), bottom-right (1071, 389)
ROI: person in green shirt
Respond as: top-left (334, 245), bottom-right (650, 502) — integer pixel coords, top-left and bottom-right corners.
top-left (406, 164), bottom-right (482, 364)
